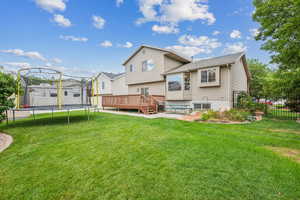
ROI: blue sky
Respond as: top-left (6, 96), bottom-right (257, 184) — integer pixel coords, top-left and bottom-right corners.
top-left (0, 0), bottom-right (270, 76)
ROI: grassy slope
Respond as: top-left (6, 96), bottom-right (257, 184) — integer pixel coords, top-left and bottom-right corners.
top-left (0, 112), bottom-right (300, 200)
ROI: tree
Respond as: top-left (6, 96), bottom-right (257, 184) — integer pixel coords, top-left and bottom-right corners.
top-left (253, 0), bottom-right (300, 70)
top-left (0, 72), bottom-right (18, 121)
top-left (253, 0), bottom-right (300, 99)
top-left (247, 59), bottom-right (272, 100)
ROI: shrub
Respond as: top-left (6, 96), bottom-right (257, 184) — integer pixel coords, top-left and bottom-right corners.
top-left (286, 99), bottom-right (300, 112)
top-left (237, 92), bottom-right (269, 114)
top-left (0, 72), bottom-right (18, 121)
top-left (201, 109), bottom-right (251, 122)
top-left (224, 109), bottom-right (251, 122)
top-left (201, 110), bottom-right (220, 121)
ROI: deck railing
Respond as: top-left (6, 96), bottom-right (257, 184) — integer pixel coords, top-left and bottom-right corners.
top-left (102, 95), bottom-right (165, 113)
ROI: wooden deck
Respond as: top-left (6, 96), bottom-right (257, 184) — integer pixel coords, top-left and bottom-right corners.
top-left (102, 95), bottom-right (165, 114)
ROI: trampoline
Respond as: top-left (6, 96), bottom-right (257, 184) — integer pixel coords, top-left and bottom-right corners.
top-left (9, 67), bottom-right (99, 124)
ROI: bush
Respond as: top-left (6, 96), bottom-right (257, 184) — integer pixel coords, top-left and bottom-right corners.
top-left (0, 72), bottom-right (18, 121)
top-left (224, 109), bottom-right (251, 122)
top-left (201, 109), bottom-right (251, 122)
top-left (237, 92), bottom-right (269, 114)
top-left (201, 110), bottom-right (219, 121)
top-left (286, 99), bottom-right (300, 112)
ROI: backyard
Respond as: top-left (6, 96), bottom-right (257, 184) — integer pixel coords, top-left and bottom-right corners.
top-left (0, 111), bottom-right (300, 200)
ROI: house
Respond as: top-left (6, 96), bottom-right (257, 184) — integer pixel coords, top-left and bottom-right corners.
top-left (23, 79), bottom-right (88, 107)
top-left (102, 45), bottom-right (250, 113)
top-left (92, 72), bottom-right (128, 106)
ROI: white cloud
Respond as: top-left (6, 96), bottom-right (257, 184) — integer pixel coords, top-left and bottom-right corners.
top-left (92, 15), bottom-right (105, 29)
top-left (223, 42), bottom-right (247, 54)
top-left (166, 33), bottom-right (222, 57)
top-left (100, 40), bottom-right (113, 47)
top-left (60, 35), bottom-right (88, 42)
top-left (116, 0), bottom-right (124, 7)
top-left (152, 24), bottom-right (179, 34)
top-left (212, 30), bottom-right (220, 36)
top-left (249, 28), bottom-right (259, 37)
top-left (137, 0), bottom-right (215, 25)
top-left (4, 62), bottom-right (32, 68)
top-left (53, 14), bottom-right (72, 27)
top-left (166, 45), bottom-right (206, 57)
top-left (52, 58), bottom-right (62, 64)
top-left (34, 0), bottom-right (66, 13)
top-left (230, 30), bottom-right (242, 39)
top-left (179, 35), bottom-right (221, 48)
top-left (0, 49), bottom-right (46, 61)
top-left (121, 42), bottom-right (133, 48)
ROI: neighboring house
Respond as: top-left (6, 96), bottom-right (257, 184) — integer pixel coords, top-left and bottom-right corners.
top-left (92, 72), bottom-right (128, 106)
top-left (121, 45), bottom-right (250, 111)
top-left (24, 79), bottom-right (88, 107)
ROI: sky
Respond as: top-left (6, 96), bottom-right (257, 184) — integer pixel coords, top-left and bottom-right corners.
top-left (0, 0), bottom-right (271, 77)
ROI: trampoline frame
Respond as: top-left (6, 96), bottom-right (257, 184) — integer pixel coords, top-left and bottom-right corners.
top-left (10, 67), bottom-right (101, 124)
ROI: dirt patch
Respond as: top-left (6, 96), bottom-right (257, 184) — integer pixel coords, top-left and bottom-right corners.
top-left (0, 133), bottom-right (13, 153)
top-left (266, 146), bottom-right (300, 163)
top-left (267, 129), bottom-right (300, 135)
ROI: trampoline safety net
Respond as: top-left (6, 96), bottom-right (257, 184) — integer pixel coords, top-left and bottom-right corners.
top-left (16, 68), bottom-right (92, 110)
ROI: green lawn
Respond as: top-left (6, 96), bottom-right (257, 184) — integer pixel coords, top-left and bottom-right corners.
top-left (268, 109), bottom-right (300, 120)
top-left (1, 111), bottom-right (300, 200)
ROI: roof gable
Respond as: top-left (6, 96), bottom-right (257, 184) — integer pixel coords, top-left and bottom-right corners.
top-left (96, 72), bottom-right (124, 80)
top-left (122, 45), bottom-right (191, 66)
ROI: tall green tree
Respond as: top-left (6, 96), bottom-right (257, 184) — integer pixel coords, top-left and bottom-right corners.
top-left (0, 72), bottom-right (18, 121)
top-left (248, 59), bottom-right (271, 100)
top-left (253, 0), bottom-right (300, 70)
top-left (253, 0), bottom-right (300, 105)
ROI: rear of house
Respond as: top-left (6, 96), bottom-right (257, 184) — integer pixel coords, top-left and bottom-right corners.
top-left (98, 45), bottom-right (249, 113)
top-left (164, 52), bottom-right (250, 111)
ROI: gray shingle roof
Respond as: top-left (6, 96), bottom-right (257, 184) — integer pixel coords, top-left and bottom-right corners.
top-left (102, 72), bottom-right (124, 79)
top-left (165, 52), bottom-right (245, 74)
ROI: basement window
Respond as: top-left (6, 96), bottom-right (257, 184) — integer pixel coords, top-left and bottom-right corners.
top-left (73, 94), bottom-right (80, 97)
top-left (194, 103), bottom-right (211, 110)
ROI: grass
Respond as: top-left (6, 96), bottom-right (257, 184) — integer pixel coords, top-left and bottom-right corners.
top-left (268, 109), bottom-right (300, 120)
top-left (1, 111), bottom-right (300, 200)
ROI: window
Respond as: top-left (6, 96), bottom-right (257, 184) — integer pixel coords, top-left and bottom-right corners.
top-left (184, 73), bottom-right (190, 90)
top-left (201, 69), bottom-right (216, 83)
top-left (194, 103), bottom-right (211, 110)
top-left (167, 74), bottom-right (182, 91)
top-left (129, 64), bottom-right (134, 72)
top-left (141, 88), bottom-right (149, 96)
top-left (64, 91), bottom-right (68, 96)
top-left (73, 93), bottom-right (80, 97)
top-left (102, 81), bottom-right (105, 90)
top-left (142, 60), bottom-right (155, 72)
top-left (50, 93), bottom-right (57, 97)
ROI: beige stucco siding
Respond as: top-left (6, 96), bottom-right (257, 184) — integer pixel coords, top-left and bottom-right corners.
top-left (128, 81), bottom-right (165, 96)
top-left (191, 67), bottom-right (231, 102)
top-left (125, 47), bottom-right (165, 85)
top-left (231, 59), bottom-right (248, 92)
top-left (112, 75), bottom-right (128, 95)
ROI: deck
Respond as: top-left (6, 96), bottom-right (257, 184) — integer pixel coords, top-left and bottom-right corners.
top-left (102, 95), bottom-right (165, 114)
